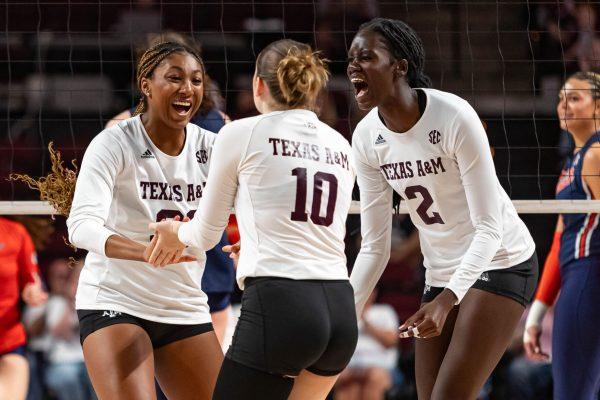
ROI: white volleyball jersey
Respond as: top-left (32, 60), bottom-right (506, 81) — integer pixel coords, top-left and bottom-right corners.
top-left (351, 89), bottom-right (534, 309)
top-left (177, 109), bottom-right (355, 289)
top-left (67, 115), bottom-right (215, 324)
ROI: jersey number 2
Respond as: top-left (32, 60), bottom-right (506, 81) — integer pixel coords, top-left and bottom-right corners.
top-left (156, 209), bottom-right (196, 221)
top-left (405, 185), bottom-right (444, 225)
top-left (291, 167), bottom-right (338, 227)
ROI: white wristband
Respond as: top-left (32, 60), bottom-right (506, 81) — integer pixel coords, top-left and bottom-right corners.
top-left (525, 300), bottom-right (549, 330)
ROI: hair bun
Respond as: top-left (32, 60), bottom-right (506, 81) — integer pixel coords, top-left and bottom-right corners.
top-left (277, 47), bottom-right (329, 107)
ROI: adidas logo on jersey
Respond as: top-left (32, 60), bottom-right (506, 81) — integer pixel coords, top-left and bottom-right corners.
top-left (375, 134), bottom-right (386, 145)
top-left (141, 149), bottom-right (154, 159)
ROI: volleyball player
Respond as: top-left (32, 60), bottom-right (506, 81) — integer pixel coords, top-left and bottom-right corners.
top-left (347, 18), bottom-right (537, 400)
top-left (106, 33), bottom-right (235, 345)
top-left (107, 32), bottom-right (229, 132)
top-left (148, 39), bottom-right (358, 400)
top-left (66, 41), bottom-right (223, 399)
top-left (524, 71), bottom-right (600, 400)
top-left (0, 217), bottom-right (47, 400)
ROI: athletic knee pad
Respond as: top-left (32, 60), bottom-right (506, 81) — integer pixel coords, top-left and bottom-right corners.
top-left (212, 357), bottom-right (294, 400)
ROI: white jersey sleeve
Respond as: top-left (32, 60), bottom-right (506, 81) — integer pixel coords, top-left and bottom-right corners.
top-left (67, 132), bottom-right (125, 255)
top-left (178, 121), bottom-right (244, 250)
top-left (444, 101), bottom-right (503, 301)
top-left (350, 132), bottom-right (393, 315)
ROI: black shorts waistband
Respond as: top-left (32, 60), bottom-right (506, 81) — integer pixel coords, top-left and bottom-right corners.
top-left (422, 251), bottom-right (538, 307)
top-left (77, 309), bottom-right (213, 349)
top-left (244, 276), bottom-right (350, 288)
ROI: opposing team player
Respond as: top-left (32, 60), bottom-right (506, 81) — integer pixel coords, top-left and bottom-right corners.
top-left (524, 71), bottom-right (600, 400)
top-left (347, 18), bottom-right (537, 399)
top-left (0, 217), bottom-right (47, 400)
top-left (66, 42), bottom-right (223, 399)
top-left (148, 39), bottom-right (358, 400)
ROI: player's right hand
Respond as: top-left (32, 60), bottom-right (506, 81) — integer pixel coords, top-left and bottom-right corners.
top-left (523, 325), bottom-right (550, 362)
top-left (144, 216), bottom-right (196, 266)
top-left (144, 233), bottom-right (196, 266)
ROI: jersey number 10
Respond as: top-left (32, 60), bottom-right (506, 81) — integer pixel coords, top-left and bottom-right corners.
top-left (291, 167), bottom-right (338, 227)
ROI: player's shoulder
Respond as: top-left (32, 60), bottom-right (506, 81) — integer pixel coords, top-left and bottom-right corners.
top-left (424, 90), bottom-right (481, 143)
top-left (583, 143), bottom-right (600, 168)
top-left (352, 108), bottom-right (381, 148)
top-left (217, 113), bottom-right (283, 147)
top-left (93, 115), bottom-right (141, 148)
top-left (222, 114), bottom-right (266, 133)
top-left (354, 108), bottom-right (380, 133)
top-left (424, 88), bottom-right (473, 115)
top-left (186, 122), bottom-right (218, 146)
top-left (314, 119), bottom-right (351, 149)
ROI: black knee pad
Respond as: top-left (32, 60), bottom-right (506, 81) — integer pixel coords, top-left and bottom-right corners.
top-left (212, 358), bottom-right (294, 400)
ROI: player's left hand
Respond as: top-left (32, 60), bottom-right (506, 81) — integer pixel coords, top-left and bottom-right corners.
top-left (22, 274), bottom-right (48, 307)
top-left (147, 219), bottom-right (186, 267)
top-left (222, 240), bottom-right (240, 268)
top-left (399, 289), bottom-right (456, 339)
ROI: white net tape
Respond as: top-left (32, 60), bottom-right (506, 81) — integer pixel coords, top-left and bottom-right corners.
top-left (2, 199), bottom-right (600, 216)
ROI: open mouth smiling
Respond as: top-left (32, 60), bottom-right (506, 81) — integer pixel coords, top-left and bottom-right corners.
top-left (172, 100), bottom-right (192, 115)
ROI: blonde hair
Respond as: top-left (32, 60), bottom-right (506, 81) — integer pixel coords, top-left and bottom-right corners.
top-left (256, 39), bottom-right (329, 109)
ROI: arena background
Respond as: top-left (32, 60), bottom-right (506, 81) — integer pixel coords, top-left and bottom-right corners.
top-left (1, 1), bottom-right (597, 399)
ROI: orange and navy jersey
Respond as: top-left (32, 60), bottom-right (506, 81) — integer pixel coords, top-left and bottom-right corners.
top-left (557, 134), bottom-right (600, 266)
top-left (0, 217), bottom-right (39, 353)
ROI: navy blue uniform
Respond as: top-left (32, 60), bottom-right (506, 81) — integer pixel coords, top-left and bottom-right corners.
top-left (554, 133), bottom-right (600, 400)
top-left (130, 106), bottom-right (235, 311)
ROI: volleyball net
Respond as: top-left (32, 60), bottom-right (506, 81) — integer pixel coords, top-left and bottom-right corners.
top-left (2, 1), bottom-right (599, 216)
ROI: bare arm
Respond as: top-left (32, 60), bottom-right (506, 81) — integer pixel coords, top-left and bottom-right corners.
top-left (582, 146), bottom-right (600, 199)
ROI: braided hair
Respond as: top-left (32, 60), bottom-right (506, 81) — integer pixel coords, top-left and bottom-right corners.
top-left (8, 42), bottom-right (205, 221)
top-left (133, 41), bottom-right (205, 116)
top-left (358, 18), bottom-right (431, 89)
top-left (358, 18), bottom-right (432, 211)
top-left (569, 71), bottom-right (600, 100)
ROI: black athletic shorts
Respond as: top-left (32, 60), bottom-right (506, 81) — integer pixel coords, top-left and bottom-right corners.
top-left (422, 251), bottom-right (538, 307)
top-left (227, 277), bottom-right (358, 378)
top-left (77, 309), bottom-right (213, 349)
